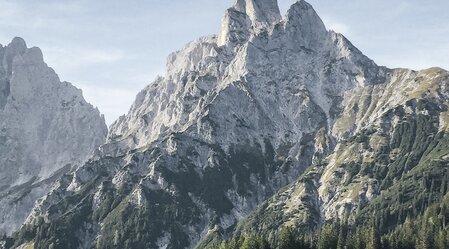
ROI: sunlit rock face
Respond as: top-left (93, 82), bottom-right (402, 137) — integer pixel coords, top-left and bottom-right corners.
top-left (0, 37), bottom-right (107, 235)
top-left (9, 1), bottom-right (449, 249)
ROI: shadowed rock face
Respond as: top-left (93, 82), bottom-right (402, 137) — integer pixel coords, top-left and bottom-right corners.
top-left (218, 0), bottom-right (281, 46)
top-left (0, 37), bottom-right (26, 109)
top-left (7, 1), bottom-right (448, 249)
top-left (234, 0), bottom-right (281, 25)
top-left (0, 37), bottom-right (108, 235)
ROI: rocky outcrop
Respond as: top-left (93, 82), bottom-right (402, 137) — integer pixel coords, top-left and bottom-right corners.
top-left (0, 37), bottom-right (107, 235)
top-left (232, 68), bottom-right (449, 241)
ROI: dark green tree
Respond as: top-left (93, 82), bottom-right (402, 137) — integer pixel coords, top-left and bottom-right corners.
top-left (279, 226), bottom-right (299, 249)
top-left (366, 225), bottom-right (381, 249)
top-left (317, 223), bottom-right (338, 249)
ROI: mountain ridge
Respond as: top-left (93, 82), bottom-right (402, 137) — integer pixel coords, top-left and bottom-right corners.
top-left (4, 1), bottom-right (449, 249)
top-left (0, 37), bottom-right (107, 236)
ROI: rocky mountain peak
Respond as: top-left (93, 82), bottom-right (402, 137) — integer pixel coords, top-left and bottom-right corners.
top-left (2, 37), bottom-right (28, 74)
top-left (218, 0), bottom-right (327, 49)
top-left (233, 0), bottom-right (281, 26)
top-left (284, 0), bottom-right (327, 49)
top-left (21, 47), bottom-right (44, 65)
top-left (218, 0), bottom-right (281, 46)
top-left (6, 37), bottom-right (27, 53)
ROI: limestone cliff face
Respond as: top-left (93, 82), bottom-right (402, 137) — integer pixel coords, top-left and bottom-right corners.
top-left (232, 67), bottom-right (449, 240)
top-left (8, 1), bottom-right (448, 249)
top-left (0, 37), bottom-right (107, 235)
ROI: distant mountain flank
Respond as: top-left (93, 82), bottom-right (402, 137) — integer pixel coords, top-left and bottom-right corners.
top-left (0, 37), bottom-right (107, 235)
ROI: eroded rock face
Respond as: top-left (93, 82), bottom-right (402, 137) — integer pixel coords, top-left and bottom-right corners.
top-left (233, 68), bottom-right (449, 239)
top-left (0, 37), bottom-right (107, 235)
top-left (218, 0), bottom-right (281, 46)
top-left (9, 1), bottom-right (448, 249)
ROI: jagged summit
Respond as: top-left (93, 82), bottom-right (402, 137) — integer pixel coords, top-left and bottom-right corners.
top-left (218, 0), bottom-right (328, 48)
top-left (233, 0), bottom-right (281, 25)
top-left (2, 37), bottom-right (27, 74)
top-left (285, 0), bottom-right (327, 49)
top-left (218, 0), bottom-right (283, 46)
top-left (5, 37), bottom-right (27, 52)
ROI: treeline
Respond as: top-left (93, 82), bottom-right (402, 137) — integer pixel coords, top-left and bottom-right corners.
top-left (212, 222), bottom-right (449, 249)
top-left (211, 200), bottom-right (449, 249)
top-left (209, 140), bottom-right (449, 249)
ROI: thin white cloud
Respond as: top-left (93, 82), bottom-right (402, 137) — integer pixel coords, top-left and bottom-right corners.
top-left (0, 1), bottom-right (19, 19)
top-left (42, 1), bottom-right (89, 14)
top-left (321, 16), bottom-right (351, 35)
top-left (42, 46), bottom-right (126, 70)
top-left (0, 35), bottom-right (9, 46)
top-left (384, 44), bottom-right (449, 71)
top-left (77, 84), bottom-right (141, 125)
top-left (0, 0), bottom-right (91, 32)
top-left (388, 1), bottom-right (410, 17)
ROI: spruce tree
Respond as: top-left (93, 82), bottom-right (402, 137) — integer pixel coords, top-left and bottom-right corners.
top-left (279, 226), bottom-right (298, 249)
top-left (416, 223), bottom-right (434, 249)
top-left (317, 223), bottom-right (338, 249)
top-left (240, 235), bottom-right (257, 249)
top-left (434, 230), bottom-right (447, 249)
top-left (366, 225), bottom-right (381, 249)
top-left (336, 222), bottom-right (347, 249)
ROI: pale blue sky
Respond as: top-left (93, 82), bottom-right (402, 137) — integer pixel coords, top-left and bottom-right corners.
top-left (0, 0), bottom-right (448, 125)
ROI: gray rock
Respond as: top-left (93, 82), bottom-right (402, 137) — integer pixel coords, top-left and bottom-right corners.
top-left (0, 38), bottom-right (107, 235)
top-left (13, 1), bottom-right (448, 248)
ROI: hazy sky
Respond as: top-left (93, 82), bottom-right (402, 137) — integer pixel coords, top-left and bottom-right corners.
top-left (1, 0), bottom-right (448, 125)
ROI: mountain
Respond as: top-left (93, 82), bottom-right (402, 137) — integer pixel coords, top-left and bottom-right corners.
top-left (0, 38), bottom-right (107, 236)
top-left (229, 67), bottom-right (449, 242)
top-left (5, 0), bottom-right (449, 249)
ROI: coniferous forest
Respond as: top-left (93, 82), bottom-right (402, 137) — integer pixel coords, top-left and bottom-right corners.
top-left (211, 193), bottom-right (449, 249)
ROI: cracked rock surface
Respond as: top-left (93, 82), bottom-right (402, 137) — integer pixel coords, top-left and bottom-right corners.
top-left (0, 37), bottom-right (107, 235)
